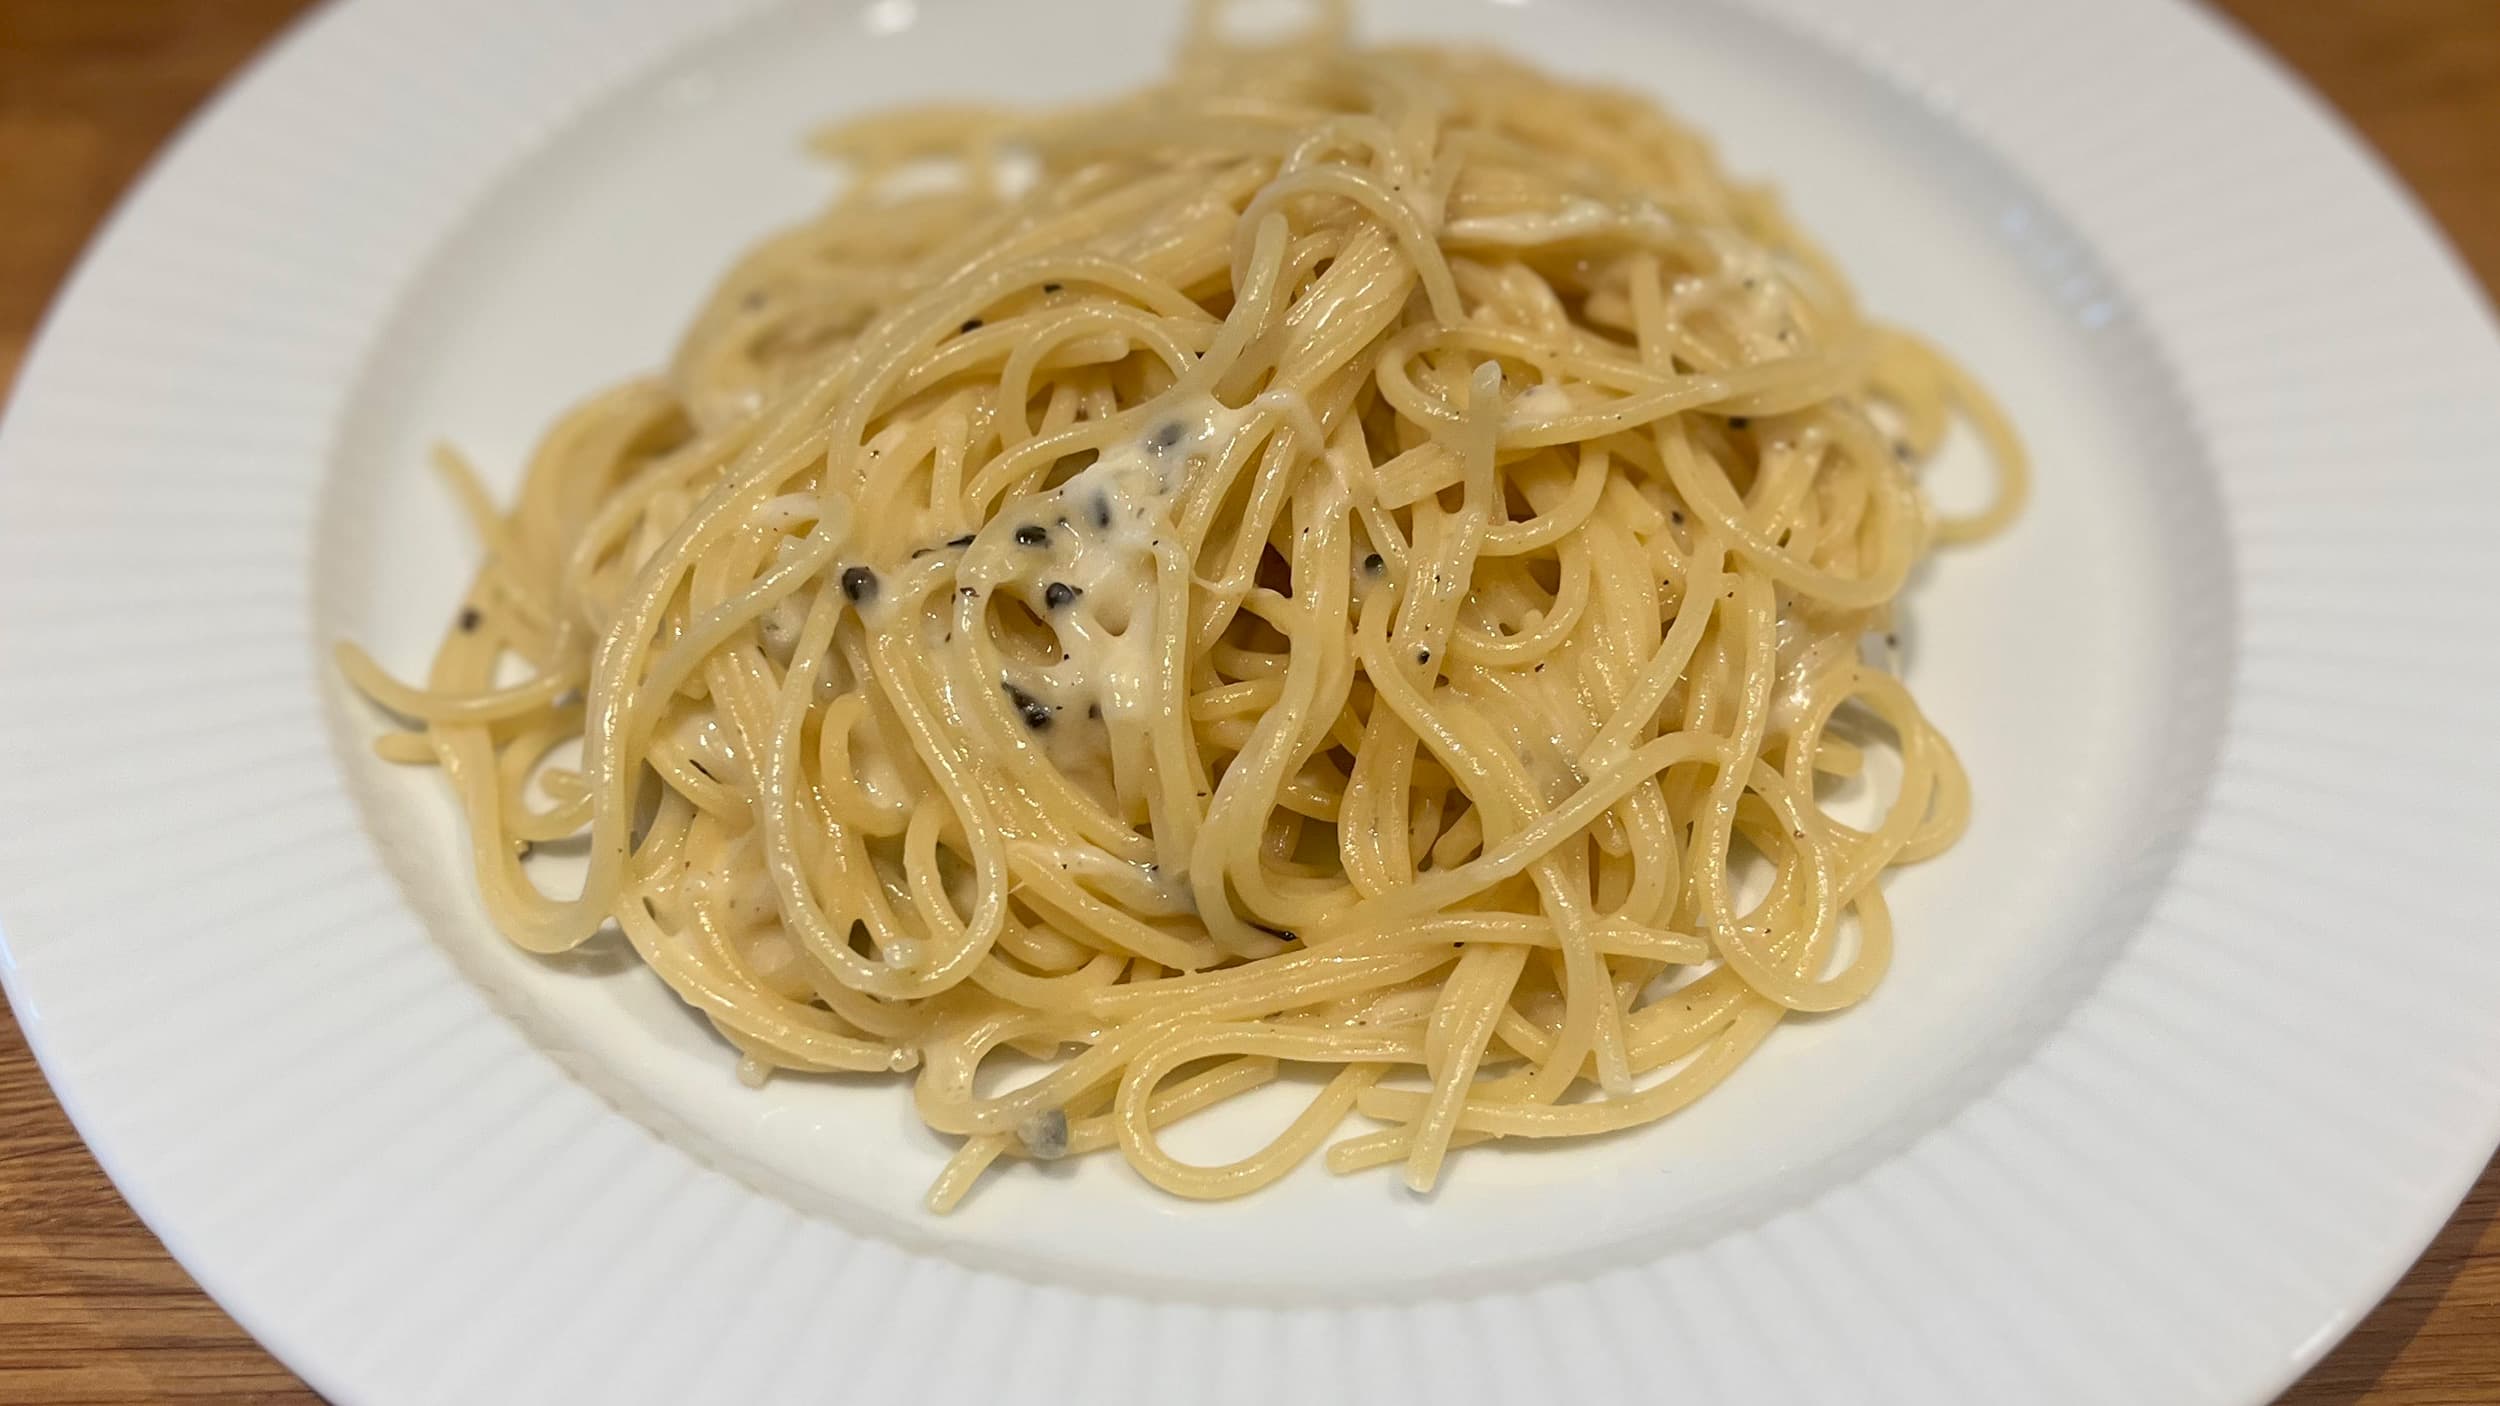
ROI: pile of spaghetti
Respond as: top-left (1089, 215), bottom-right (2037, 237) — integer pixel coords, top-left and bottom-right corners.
top-left (342, 9), bottom-right (2023, 1209)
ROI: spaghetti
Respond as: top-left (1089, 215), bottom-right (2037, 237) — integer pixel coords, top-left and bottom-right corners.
top-left (341, 6), bottom-right (2025, 1209)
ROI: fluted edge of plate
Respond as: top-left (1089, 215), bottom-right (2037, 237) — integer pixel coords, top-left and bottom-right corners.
top-left (3, 0), bottom-right (2499, 1403)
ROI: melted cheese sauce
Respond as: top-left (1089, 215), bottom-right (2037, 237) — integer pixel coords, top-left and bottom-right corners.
top-left (957, 396), bottom-right (1248, 734)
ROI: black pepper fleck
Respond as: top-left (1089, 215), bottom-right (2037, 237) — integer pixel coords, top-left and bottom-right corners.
top-left (1362, 552), bottom-right (1385, 577)
top-left (457, 606), bottom-right (482, 632)
top-left (840, 566), bottom-right (879, 603)
top-left (1042, 282), bottom-right (1063, 294)
top-left (1015, 524), bottom-right (1050, 547)
top-left (1893, 440), bottom-right (1914, 460)
top-left (1415, 648), bottom-right (1432, 665)
top-left (1043, 582), bottom-right (1081, 610)
top-left (1003, 682), bottom-right (1052, 730)
top-left (960, 318), bottom-right (984, 333)
top-left (1086, 703), bottom-right (1101, 720)
top-left (1019, 1108), bottom-right (1070, 1159)
top-left (1090, 492), bottom-right (1113, 530)
top-left (1150, 421), bottom-right (1185, 450)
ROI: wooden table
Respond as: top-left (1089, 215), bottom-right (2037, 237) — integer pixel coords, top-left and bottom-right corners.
top-left (2, 1), bottom-right (2495, 1400)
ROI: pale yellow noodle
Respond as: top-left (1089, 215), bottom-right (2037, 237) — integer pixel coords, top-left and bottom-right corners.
top-left (343, 8), bottom-right (2024, 1209)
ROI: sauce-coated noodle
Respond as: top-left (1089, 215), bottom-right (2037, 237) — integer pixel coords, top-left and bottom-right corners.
top-left (341, 4), bottom-right (2024, 1208)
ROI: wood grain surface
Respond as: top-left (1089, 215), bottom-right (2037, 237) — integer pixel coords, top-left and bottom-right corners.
top-left (2, 2), bottom-right (2495, 1402)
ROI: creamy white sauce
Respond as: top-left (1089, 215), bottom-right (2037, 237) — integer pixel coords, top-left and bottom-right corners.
top-left (1682, 228), bottom-right (1800, 362)
top-left (745, 931), bottom-right (798, 979)
top-left (1511, 382), bottom-right (1573, 423)
top-left (957, 395), bottom-right (1253, 736)
top-left (756, 596), bottom-right (806, 663)
top-left (849, 394), bottom-right (1315, 892)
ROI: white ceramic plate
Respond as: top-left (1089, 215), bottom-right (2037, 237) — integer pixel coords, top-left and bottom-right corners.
top-left (5, 0), bottom-right (2498, 1401)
